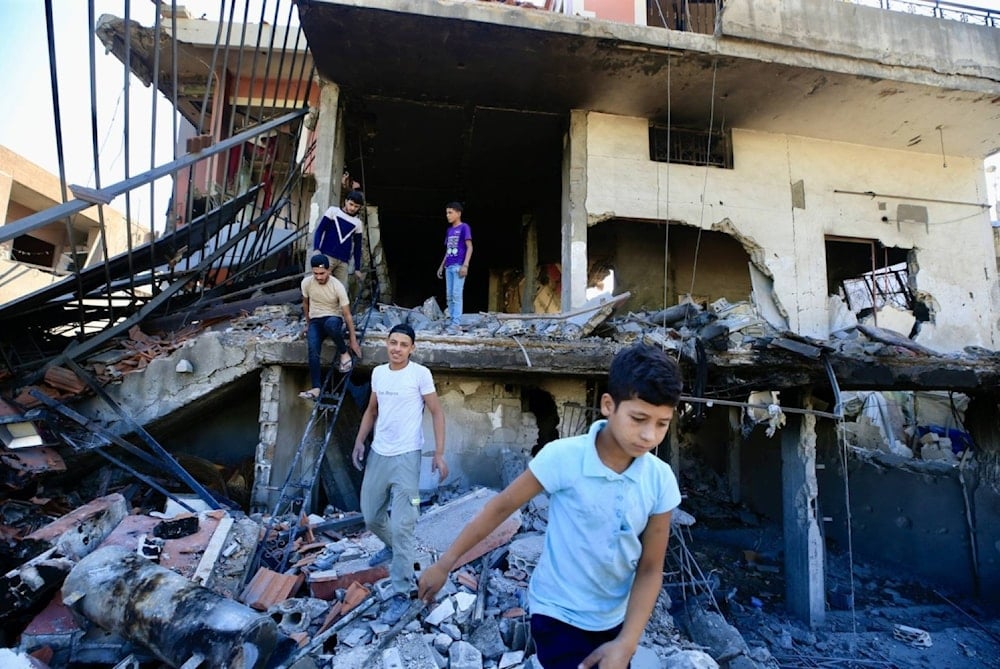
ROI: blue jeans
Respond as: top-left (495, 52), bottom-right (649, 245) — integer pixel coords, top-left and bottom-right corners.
top-left (307, 316), bottom-right (346, 388)
top-left (444, 264), bottom-right (466, 326)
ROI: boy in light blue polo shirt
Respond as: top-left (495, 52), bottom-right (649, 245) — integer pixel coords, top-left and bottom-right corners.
top-left (418, 344), bottom-right (682, 669)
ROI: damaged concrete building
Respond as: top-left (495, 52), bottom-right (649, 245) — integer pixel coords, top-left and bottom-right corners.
top-left (2, 0), bottom-right (1000, 667)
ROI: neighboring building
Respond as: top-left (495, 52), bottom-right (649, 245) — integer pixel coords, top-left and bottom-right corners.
top-left (0, 145), bottom-right (149, 305)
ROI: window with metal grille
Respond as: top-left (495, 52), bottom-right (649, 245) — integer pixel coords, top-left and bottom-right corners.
top-left (649, 125), bottom-right (732, 168)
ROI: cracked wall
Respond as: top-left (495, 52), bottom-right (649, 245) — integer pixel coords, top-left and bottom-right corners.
top-left (583, 112), bottom-right (997, 352)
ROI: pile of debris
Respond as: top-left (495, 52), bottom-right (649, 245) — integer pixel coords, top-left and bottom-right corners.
top-left (0, 458), bottom-right (784, 669)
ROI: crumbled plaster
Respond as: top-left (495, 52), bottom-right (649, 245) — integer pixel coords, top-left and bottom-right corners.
top-left (85, 331), bottom-right (260, 430)
top-left (587, 210), bottom-right (617, 226)
top-left (711, 218), bottom-right (770, 277)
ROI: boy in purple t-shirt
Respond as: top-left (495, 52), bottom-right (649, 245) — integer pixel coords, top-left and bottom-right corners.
top-left (435, 202), bottom-right (473, 331)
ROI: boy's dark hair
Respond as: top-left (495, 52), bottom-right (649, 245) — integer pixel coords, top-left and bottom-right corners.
top-left (445, 201), bottom-right (464, 213)
top-left (346, 190), bottom-right (365, 205)
top-left (607, 344), bottom-right (682, 407)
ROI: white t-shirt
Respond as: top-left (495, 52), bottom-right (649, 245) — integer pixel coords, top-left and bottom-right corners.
top-left (370, 361), bottom-right (436, 457)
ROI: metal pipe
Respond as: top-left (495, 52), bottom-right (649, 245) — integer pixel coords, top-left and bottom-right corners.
top-left (63, 545), bottom-right (277, 669)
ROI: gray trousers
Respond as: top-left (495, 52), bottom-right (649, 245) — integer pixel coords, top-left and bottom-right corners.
top-left (360, 449), bottom-right (421, 595)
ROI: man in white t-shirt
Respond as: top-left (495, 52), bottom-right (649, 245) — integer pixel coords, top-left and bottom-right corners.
top-left (352, 324), bottom-right (448, 624)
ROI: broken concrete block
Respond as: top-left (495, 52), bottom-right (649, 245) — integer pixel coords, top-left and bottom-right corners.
top-left (499, 650), bottom-right (525, 668)
top-left (26, 493), bottom-right (128, 560)
top-left (417, 488), bottom-right (522, 570)
top-left (453, 591), bottom-right (477, 614)
top-left (677, 605), bottom-right (750, 664)
top-left (663, 649), bottom-right (720, 668)
top-left (382, 647), bottom-right (405, 669)
top-left (425, 598), bottom-right (455, 626)
top-left (267, 597), bottom-right (330, 634)
top-left (508, 533), bottom-right (544, 574)
top-left (63, 545), bottom-right (277, 668)
top-left (449, 640), bottom-right (483, 669)
top-left (468, 616), bottom-right (507, 661)
top-left (391, 632), bottom-right (439, 669)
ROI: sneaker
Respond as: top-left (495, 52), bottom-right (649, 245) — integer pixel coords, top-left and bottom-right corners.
top-left (368, 546), bottom-right (393, 567)
top-left (379, 593), bottom-right (411, 625)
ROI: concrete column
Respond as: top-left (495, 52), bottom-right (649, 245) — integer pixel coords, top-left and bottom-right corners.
top-left (363, 205), bottom-right (392, 304)
top-left (307, 79), bottom-right (345, 250)
top-left (0, 171), bottom-right (12, 259)
top-left (251, 365), bottom-right (283, 513)
top-left (561, 110), bottom-right (589, 310)
top-left (668, 416), bottom-right (680, 476)
top-left (780, 393), bottom-right (825, 626)
top-left (728, 407), bottom-right (742, 503)
top-left (522, 214), bottom-right (537, 314)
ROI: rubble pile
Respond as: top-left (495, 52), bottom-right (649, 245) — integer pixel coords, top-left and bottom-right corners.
top-left (0, 465), bottom-right (789, 669)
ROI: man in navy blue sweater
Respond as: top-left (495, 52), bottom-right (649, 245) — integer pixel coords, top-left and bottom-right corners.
top-left (314, 190), bottom-right (365, 290)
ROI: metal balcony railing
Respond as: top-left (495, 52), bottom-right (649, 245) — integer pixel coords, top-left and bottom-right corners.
top-left (842, 0), bottom-right (999, 27)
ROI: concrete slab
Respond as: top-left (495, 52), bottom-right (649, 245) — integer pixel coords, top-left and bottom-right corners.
top-left (416, 488), bottom-right (522, 570)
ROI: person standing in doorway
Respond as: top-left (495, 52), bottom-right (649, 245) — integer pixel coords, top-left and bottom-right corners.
top-left (299, 254), bottom-right (362, 400)
top-left (352, 324), bottom-right (448, 624)
top-left (435, 202), bottom-right (472, 333)
top-left (314, 189), bottom-right (366, 291)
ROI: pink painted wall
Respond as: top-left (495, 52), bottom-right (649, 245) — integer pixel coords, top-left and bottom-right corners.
top-left (584, 0), bottom-right (637, 24)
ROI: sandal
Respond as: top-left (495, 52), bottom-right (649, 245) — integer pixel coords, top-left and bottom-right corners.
top-left (298, 389), bottom-right (320, 400)
top-left (338, 356), bottom-right (354, 373)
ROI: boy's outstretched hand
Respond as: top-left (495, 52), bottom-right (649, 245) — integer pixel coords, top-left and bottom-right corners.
top-left (417, 562), bottom-right (449, 604)
top-left (578, 639), bottom-right (635, 669)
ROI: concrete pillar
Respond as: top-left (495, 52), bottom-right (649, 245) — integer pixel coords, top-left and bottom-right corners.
top-left (363, 205), bottom-right (392, 304)
top-left (251, 365), bottom-right (283, 513)
top-left (668, 416), bottom-right (680, 476)
top-left (0, 170), bottom-right (12, 259)
top-left (728, 407), bottom-right (742, 503)
top-left (307, 79), bottom-right (345, 250)
top-left (780, 393), bottom-right (825, 626)
top-left (561, 110), bottom-right (588, 310)
top-left (522, 214), bottom-right (537, 314)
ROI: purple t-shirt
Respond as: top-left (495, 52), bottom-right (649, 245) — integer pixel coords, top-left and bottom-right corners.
top-left (444, 222), bottom-right (472, 268)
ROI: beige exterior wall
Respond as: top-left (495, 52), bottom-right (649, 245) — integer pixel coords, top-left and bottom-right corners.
top-left (0, 145), bottom-right (149, 305)
top-left (583, 112), bottom-right (997, 352)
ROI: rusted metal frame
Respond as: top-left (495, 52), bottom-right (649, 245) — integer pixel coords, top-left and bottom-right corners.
top-left (60, 358), bottom-right (225, 510)
top-left (44, 0), bottom-right (89, 338)
top-left (228, 135), bottom-right (312, 285)
top-left (86, 0), bottom-right (118, 325)
top-left (31, 391), bottom-right (198, 512)
top-left (0, 109), bottom-right (307, 244)
top-left (53, 194), bottom-right (285, 366)
top-left (272, 2), bottom-right (301, 110)
top-left (57, 426), bottom-right (198, 514)
top-left (122, 0), bottom-right (139, 301)
top-left (147, 4), bottom-right (164, 281)
top-left (0, 185), bottom-right (261, 329)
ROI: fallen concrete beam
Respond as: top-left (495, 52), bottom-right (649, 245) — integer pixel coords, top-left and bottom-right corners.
top-left (416, 488), bottom-right (522, 570)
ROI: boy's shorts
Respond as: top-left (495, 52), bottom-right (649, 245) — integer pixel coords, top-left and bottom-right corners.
top-left (530, 614), bottom-right (627, 669)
